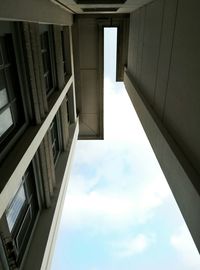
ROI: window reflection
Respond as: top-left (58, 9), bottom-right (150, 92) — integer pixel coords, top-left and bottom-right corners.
top-left (6, 185), bottom-right (26, 232)
top-left (0, 108), bottom-right (13, 137)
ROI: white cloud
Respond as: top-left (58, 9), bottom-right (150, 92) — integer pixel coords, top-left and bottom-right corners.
top-left (61, 171), bottom-right (170, 232)
top-left (110, 233), bottom-right (155, 257)
top-left (170, 225), bottom-right (200, 269)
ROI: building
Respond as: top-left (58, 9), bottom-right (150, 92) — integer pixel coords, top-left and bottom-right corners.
top-left (0, 0), bottom-right (199, 269)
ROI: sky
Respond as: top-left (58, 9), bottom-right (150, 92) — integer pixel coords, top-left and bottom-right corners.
top-left (51, 28), bottom-right (200, 270)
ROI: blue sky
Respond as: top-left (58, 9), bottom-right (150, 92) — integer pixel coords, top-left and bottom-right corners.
top-left (51, 28), bottom-right (200, 270)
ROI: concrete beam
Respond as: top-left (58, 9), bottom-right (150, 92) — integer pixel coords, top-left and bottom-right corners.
top-left (0, 0), bottom-right (73, 25)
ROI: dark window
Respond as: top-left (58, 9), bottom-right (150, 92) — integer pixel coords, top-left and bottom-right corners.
top-left (66, 87), bottom-right (75, 124)
top-left (66, 97), bottom-right (70, 124)
top-left (40, 27), bottom-right (56, 95)
top-left (50, 116), bottom-right (61, 164)
top-left (61, 31), bottom-right (67, 77)
top-left (61, 28), bottom-right (72, 81)
top-left (0, 34), bottom-right (25, 155)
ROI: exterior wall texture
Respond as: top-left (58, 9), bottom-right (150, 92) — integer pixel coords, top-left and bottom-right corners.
top-left (0, 18), bottom-right (77, 269)
top-left (127, 0), bottom-right (200, 253)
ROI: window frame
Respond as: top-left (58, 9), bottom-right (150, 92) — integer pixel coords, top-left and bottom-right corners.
top-left (6, 183), bottom-right (27, 233)
top-left (40, 25), bottom-right (57, 97)
top-left (3, 163), bottom-right (40, 266)
top-left (50, 112), bottom-right (62, 165)
top-left (61, 30), bottom-right (67, 79)
top-left (0, 22), bottom-right (30, 163)
top-left (60, 26), bottom-right (72, 82)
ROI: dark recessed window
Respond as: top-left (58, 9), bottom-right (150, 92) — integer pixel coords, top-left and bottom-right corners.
top-left (50, 116), bottom-right (61, 164)
top-left (40, 27), bottom-right (56, 96)
top-left (66, 97), bottom-right (70, 124)
top-left (61, 27), bottom-right (72, 82)
top-left (61, 30), bottom-right (67, 78)
top-left (66, 87), bottom-right (75, 125)
top-left (0, 34), bottom-right (25, 150)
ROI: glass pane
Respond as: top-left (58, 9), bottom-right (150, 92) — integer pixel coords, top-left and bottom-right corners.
top-left (40, 34), bottom-right (45, 50)
top-left (0, 71), bottom-right (8, 109)
top-left (50, 125), bottom-right (54, 142)
top-left (0, 88), bottom-right (8, 109)
top-left (0, 107), bottom-right (13, 137)
top-left (42, 53), bottom-right (48, 73)
top-left (0, 37), bottom-right (8, 65)
top-left (6, 185), bottom-right (26, 232)
top-left (44, 75), bottom-right (49, 93)
top-left (61, 31), bottom-right (65, 61)
top-left (44, 32), bottom-right (49, 49)
top-left (66, 98), bottom-right (70, 123)
top-left (0, 45), bottom-right (3, 66)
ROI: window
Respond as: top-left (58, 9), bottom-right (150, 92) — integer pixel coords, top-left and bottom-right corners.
top-left (0, 34), bottom-right (25, 145)
top-left (50, 115), bottom-right (61, 164)
top-left (61, 30), bottom-right (67, 78)
top-left (4, 165), bottom-right (39, 265)
top-left (40, 26), bottom-right (57, 95)
top-left (6, 185), bottom-right (26, 232)
top-left (66, 97), bottom-right (70, 124)
top-left (61, 27), bottom-right (71, 81)
top-left (66, 87), bottom-right (75, 124)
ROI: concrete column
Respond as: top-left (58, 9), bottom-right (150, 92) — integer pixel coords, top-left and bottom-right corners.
top-left (47, 130), bottom-right (56, 187)
top-left (39, 142), bottom-right (51, 208)
top-left (22, 22), bottom-right (41, 124)
top-left (43, 135), bottom-right (54, 197)
top-left (34, 23), bottom-right (48, 113)
top-left (29, 23), bottom-right (45, 119)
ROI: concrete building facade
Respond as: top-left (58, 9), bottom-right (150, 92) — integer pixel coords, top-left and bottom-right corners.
top-left (0, 0), bottom-right (199, 269)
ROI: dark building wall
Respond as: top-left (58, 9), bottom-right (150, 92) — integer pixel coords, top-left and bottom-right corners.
top-left (0, 19), bottom-right (77, 269)
top-left (128, 0), bottom-right (200, 196)
top-left (127, 0), bottom-right (200, 252)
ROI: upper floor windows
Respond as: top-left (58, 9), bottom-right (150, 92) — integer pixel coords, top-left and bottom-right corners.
top-left (66, 97), bottom-right (70, 124)
top-left (0, 25), bottom-right (27, 162)
top-left (0, 35), bottom-right (24, 138)
top-left (61, 27), bottom-right (72, 82)
top-left (3, 165), bottom-right (39, 266)
top-left (66, 86), bottom-right (75, 125)
top-left (61, 30), bottom-right (67, 78)
top-left (40, 25), bottom-right (57, 96)
top-left (50, 114), bottom-right (62, 165)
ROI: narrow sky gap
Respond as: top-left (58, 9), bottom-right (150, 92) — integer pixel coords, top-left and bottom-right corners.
top-left (51, 28), bottom-right (200, 270)
top-left (104, 27), bottom-right (117, 81)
